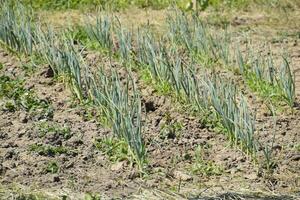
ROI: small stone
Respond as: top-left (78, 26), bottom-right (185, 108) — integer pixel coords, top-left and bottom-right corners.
top-left (111, 161), bottom-right (125, 171)
top-left (229, 168), bottom-right (238, 174)
top-left (173, 170), bottom-right (192, 181)
top-left (195, 138), bottom-right (207, 146)
top-left (145, 179), bottom-right (157, 187)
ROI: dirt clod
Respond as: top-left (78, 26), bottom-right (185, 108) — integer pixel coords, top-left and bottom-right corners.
top-left (173, 170), bottom-right (192, 181)
top-left (53, 175), bottom-right (60, 182)
top-left (145, 101), bottom-right (156, 112)
top-left (41, 66), bottom-right (54, 78)
top-left (19, 113), bottom-right (28, 123)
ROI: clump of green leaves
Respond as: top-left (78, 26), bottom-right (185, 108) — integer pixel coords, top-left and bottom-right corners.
top-left (0, 75), bottom-right (51, 114)
top-left (45, 161), bottom-right (59, 174)
top-left (160, 114), bottom-right (183, 140)
top-left (37, 122), bottom-right (72, 139)
top-left (191, 145), bottom-right (223, 176)
top-left (94, 137), bottom-right (132, 163)
top-left (84, 193), bottom-right (101, 200)
top-left (0, 75), bottom-right (25, 101)
top-left (29, 144), bottom-right (70, 156)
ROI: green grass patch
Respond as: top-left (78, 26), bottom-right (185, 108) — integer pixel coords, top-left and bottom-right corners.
top-left (67, 26), bottom-right (104, 51)
top-left (19, 0), bottom-right (296, 11)
top-left (245, 72), bottom-right (287, 110)
top-left (19, 0), bottom-right (174, 10)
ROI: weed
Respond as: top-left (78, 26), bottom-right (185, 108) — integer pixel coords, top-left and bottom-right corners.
top-left (37, 122), bottom-right (72, 140)
top-left (160, 115), bottom-right (183, 140)
top-left (245, 72), bottom-right (283, 105)
top-left (190, 145), bottom-right (223, 176)
top-left (295, 144), bottom-right (300, 152)
top-left (66, 26), bottom-right (101, 51)
top-left (94, 137), bottom-right (132, 163)
top-left (29, 144), bottom-right (70, 156)
top-left (0, 75), bottom-right (25, 100)
top-left (0, 75), bottom-right (51, 114)
top-left (3, 100), bottom-right (16, 112)
top-left (45, 161), bottom-right (59, 174)
top-left (85, 193), bottom-right (101, 200)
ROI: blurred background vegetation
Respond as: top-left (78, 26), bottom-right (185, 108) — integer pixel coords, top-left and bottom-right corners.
top-left (18, 0), bottom-right (299, 11)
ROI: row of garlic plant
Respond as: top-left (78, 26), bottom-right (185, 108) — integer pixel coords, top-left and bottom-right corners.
top-left (168, 11), bottom-right (296, 108)
top-left (138, 30), bottom-right (258, 155)
top-left (82, 15), bottom-right (258, 157)
top-left (167, 11), bottom-right (231, 66)
top-left (236, 47), bottom-right (295, 107)
top-left (82, 67), bottom-right (145, 167)
top-left (0, 2), bottom-right (146, 168)
top-left (0, 2), bottom-right (34, 55)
